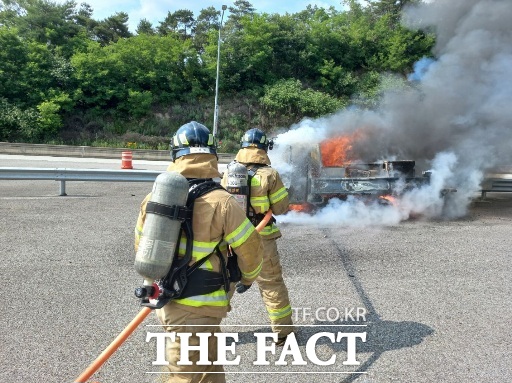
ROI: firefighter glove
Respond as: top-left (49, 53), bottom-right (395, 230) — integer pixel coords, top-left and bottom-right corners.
top-left (235, 282), bottom-right (251, 294)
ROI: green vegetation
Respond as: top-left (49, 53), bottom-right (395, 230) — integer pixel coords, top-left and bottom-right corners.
top-left (0, 0), bottom-right (434, 152)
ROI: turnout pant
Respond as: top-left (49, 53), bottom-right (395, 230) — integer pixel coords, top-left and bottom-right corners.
top-left (256, 238), bottom-right (294, 337)
top-left (155, 305), bottom-right (225, 383)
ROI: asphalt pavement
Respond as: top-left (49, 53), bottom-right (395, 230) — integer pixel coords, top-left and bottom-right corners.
top-left (0, 154), bottom-right (511, 383)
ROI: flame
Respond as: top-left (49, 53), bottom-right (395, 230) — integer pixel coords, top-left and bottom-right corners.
top-left (289, 203), bottom-right (314, 213)
top-left (379, 195), bottom-right (398, 206)
top-left (319, 132), bottom-right (360, 167)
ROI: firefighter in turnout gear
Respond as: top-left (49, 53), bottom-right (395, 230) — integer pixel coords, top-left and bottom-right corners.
top-left (221, 127), bottom-right (294, 346)
top-left (135, 121), bottom-right (263, 383)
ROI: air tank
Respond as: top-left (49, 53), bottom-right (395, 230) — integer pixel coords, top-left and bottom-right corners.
top-left (134, 171), bottom-right (189, 282)
top-left (226, 161), bottom-right (249, 212)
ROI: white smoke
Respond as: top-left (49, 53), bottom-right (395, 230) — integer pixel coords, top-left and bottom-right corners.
top-left (269, 0), bottom-right (511, 226)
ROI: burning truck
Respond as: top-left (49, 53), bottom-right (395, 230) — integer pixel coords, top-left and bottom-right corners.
top-left (278, 133), bottom-right (432, 208)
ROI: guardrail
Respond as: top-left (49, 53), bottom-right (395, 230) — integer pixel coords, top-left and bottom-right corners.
top-left (480, 178), bottom-right (512, 198)
top-left (0, 142), bottom-right (235, 163)
top-left (0, 167), bottom-right (162, 196)
top-left (2, 167), bottom-right (512, 198)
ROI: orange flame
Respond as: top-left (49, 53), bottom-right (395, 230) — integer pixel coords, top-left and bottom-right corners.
top-left (320, 132), bottom-right (360, 167)
top-left (379, 195), bottom-right (398, 206)
top-left (289, 203), bottom-right (314, 213)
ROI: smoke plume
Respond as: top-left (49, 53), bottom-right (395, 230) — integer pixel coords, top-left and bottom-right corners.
top-left (270, 0), bottom-right (512, 226)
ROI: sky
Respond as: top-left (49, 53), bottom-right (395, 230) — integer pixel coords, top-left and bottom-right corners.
top-left (62, 0), bottom-right (349, 32)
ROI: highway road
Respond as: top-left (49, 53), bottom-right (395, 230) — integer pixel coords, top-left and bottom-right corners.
top-left (0, 154), bottom-right (511, 383)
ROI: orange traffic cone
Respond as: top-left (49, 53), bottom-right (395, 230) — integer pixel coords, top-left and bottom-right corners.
top-left (121, 151), bottom-right (133, 169)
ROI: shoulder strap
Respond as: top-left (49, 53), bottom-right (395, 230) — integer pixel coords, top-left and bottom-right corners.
top-left (185, 181), bottom-right (230, 292)
top-left (183, 178), bottom-right (224, 262)
top-left (185, 180), bottom-right (228, 290)
top-left (246, 164), bottom-right (267, 217)
top-left (187, 178), bottom-right (224, 207)
top-left (247, 164), bottom-right (266, 178)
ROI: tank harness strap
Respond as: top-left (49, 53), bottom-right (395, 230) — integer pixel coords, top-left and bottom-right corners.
top-left (247, 164), bottom-right (265, 178)
top-left (145, 201), bottom-right (191, 221)
top-left (161, 179), bottom-right (230, 300)
top-left (176, 244), bottom-right (230, 298)
top-left (187, 178), bottom-right (224, 204)
top-left (246, 164), bottom-right (275, 227)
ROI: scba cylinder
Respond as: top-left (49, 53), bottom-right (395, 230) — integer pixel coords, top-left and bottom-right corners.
top-left (134, 171), bottom-right (189, 282)
top-left (226, 161), bottom-right (249, 211)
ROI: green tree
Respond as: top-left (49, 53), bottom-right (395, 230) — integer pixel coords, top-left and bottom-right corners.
top-left (1, 0), bottom-right (437, 145)
top-left (92, 12), bottom-right (131, 46)
top-left (36, 100), bottom-right (62, 137)
top-left (193, 6), bottom-right (220, 51)
top-left (157, 9), bottom-right (194, 38)
top-left (0, 0), bottom-right (23, 27)
top-left (226, 0), bottom-right (255, 31)
top-left (368, 0), bottom-right (421, 23)
top-left (8, 0), bottom-right (81, 45)
top-left (260, 79), bottom-right (345, 125)
top-left (136, 18), bottom-right (154, 35)
top-left (70, 34), bottom-right (209, 113)
top-left (0, 98), bottom-right (38, 141)
top-left (173, 9), bottom-right (194, 37)
top-left (0, 27), bottom-right (29, 103)
top-left (196, 7), bottom-right (220, 30)
top-left (0, 0), bottom-right (90, 57)
top-left (74, 2), bottom-right (98, 36)
top-left (0, 26), bottom-right (73, 106)
top-left (122, 90), bottom-right (153, 118)
top-left (318, 59), bottom-right (357, 98)
top-left (369, 16), bottom-right (435, 74)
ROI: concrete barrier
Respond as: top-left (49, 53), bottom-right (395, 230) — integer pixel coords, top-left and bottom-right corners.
top-left (0, 142), bottom-right (235, 163)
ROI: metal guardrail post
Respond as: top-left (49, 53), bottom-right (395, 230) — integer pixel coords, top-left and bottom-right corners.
top-left (60, 180), bottom-right (67, 196)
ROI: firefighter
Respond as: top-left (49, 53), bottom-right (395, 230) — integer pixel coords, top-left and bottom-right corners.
top-left (221, 127), bottom-right (294, 346)
top-left (135, 121), bottom-right (263, 383)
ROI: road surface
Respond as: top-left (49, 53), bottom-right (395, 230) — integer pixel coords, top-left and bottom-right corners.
top-left (0, 154), bottom-right (510, 383)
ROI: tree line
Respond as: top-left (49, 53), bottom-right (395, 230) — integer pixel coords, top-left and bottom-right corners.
top-left (0, 0), bottom-right (434, 152)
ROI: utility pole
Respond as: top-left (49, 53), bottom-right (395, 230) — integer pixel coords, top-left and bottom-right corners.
top-left (213, 4), bottom-right (227, 137)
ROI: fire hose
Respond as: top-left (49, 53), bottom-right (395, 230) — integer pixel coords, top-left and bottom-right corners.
top-left (255, 209), bottom-right (273, 232)
top-left (74, 209), bottom-right (273, 383)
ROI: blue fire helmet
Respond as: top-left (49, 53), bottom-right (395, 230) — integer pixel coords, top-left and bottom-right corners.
top-left (240, 128), bottom-right (273, 151)
top-left (170, 121), bottom-right (217, 161)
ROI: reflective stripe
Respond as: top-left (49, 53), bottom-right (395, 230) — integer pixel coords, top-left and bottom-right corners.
top-left (176, 289), bottom-right (228, 307)
top-left (258, 224), bottom-right (280, 236)
top-left (269, 186), bottom-right (288, 204)
top-left (218, 242), bottom-right (228, 252)
top-left (225, 219), bottom-right (255, 248)
top-left (242, 259), bottom-right (262, 280)
top-left (201, 259), bottom-right (212, 270)
top-left (177, 241), bottom-right (187, 255)
top-left (176, 238), bottom-right (219, 270)
top-left (267, 305), bottom-right (292, 320)
top-left (178, 133), bottom-right (189, 145)
top-left (193, 240), bottom-right (219, 257)
top-left (251, 176), bottom-right (261, 186)
top-left (250, 195), bottom-right (270, 211)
